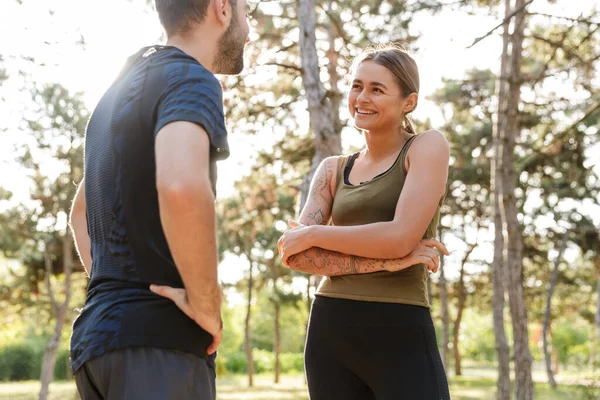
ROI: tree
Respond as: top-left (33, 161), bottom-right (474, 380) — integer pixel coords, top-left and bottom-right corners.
top-left (495, 2), bottom-right (535, 397)
top-left (491, 3), bottom-right (514, 396)
top-left (219, 193), bottom-right (260, 387)
top-left (297, 0), bottom-right (340, 211)
top-left (0, 83), bottom-right (87, 399)
top-left (431, 67), bottom-right (497, 377)
top-left (542, 231), bottom-right (569, 388)
top-left (490, 2), bottom-right (600, 397)
top-left (218, 164), bottom-right (298, 385)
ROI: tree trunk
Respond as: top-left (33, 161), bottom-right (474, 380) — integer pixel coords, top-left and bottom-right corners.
top-left (453, 293), bottom-right (465, 377)
top-left (297, 0), bottom-right (341, 211)
top-left (492, 191), bottom-right (511, 400)
top-left (453, 243), bottom-right (476, 377)
top-left (551, 330), bottom-right (559, 375)
top-left (595, 257), bottom-right (600, 372)
top-left (244, 257), bottom-right (255, 387)
top-left (500, 1), bottom-right (534, 398)
top-left (543, 233), bottom-right (568, 389)
top-left (491, 2), bottom-right (512, 397)
top-left (439, 253), bottom-right (450, 368)
top-left (453, 256), bottom-right (469, 376)
top-left (39, 236), bottom-right (73, 400)
top-left (274, 300), bottom-right (281, 384)
top-left (325, 0), bottom-right (343, 139)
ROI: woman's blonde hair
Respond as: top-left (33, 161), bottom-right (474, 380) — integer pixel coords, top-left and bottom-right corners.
top-left (353, 44), bottom-right (420, 134)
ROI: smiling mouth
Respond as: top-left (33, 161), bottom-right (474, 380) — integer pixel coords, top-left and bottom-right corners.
top-left (356, 109), bottom-right (377, 115)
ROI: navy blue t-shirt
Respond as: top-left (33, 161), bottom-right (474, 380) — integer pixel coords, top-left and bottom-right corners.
top-left (70, 46), bottom-right (229, 372)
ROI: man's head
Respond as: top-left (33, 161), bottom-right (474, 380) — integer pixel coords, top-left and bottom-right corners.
top-left (155, 0), bottom-right (250, 74)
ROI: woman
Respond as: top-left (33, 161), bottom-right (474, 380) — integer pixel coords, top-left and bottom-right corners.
top-left (278, 45), bottom-right (451, 399)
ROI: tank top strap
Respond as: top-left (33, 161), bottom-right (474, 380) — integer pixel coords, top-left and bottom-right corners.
top-left (398, 134), bottom-right (419, 173)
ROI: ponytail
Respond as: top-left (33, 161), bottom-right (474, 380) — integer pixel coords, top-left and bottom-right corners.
top-left (403, 115), bottom-right (416, 135)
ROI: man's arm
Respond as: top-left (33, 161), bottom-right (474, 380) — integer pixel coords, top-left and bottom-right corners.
top-left (153, 121), bottom-right (222, 352)
top-left (69, 179), bottom-right (92, 276)
top-left (285, 157), bottom-right (443, 275)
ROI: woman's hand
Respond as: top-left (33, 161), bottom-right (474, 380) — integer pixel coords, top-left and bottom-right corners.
top-left (393, 239), bottom-right (449, 273)
top-left (278, 220), bottom-right (315, 266)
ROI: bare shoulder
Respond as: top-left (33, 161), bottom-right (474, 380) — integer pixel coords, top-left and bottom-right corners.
top-left (411, 129), bottom-right (450, 156)
top-left (414, 129), bottom-right (449, 147)
top-left (322, 155), bottom-right (342, 165)
top-left (322, 155), bottom-right (343, 193)
top-left (319, 155), bottom-right (343, 176)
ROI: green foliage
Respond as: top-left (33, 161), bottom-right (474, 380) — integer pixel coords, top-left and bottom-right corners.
top-left (220, 352), bottom-right (248, 374)
top-left (552, 319), bottom-right (590, 366)
top-left (53, 350), bottom-right (72, 381)
top-left (220, 305), bottom-right (245, 356)
top-left (279, 352), bottom-right (305, 373)
top-left (251, 294), bottom-right (308, 353)
top-left (459, 311), bottom-right (498, 364)
top-left (217, 350), bottom-right (304, 375)
top-left (252, 349), bottom-right (274, 373)
top-left (0, 345), bottom-right (37, 381)
top-left (0, 342), bottom-right (71, 382)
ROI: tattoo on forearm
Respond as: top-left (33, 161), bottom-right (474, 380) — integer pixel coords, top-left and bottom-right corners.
top-left (350, 256), bottom-right (359, 274)
top-left (288, 248), bottom-right (401, 276)
top-left (290, 158), bottom-right (405, 276)
top-left (307, 209), bottom-right (326, 225)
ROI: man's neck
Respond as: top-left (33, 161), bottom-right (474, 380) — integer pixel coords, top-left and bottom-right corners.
top-left (166, 29), bottom-right (220, 73)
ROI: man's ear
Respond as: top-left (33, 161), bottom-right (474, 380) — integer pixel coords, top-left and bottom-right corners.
top-left (212, 0), bottom-right (232, 27)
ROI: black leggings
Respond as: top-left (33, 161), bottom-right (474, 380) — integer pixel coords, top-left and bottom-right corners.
top-left (305, 296), bottom-right (450, 400)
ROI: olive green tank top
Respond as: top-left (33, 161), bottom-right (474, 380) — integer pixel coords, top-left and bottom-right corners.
top-left (315, 135), bottom-right (443, 307)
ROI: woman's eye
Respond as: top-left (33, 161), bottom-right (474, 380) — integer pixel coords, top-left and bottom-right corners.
top-left (351, 84), bottom-right (361, 90)
top-left (373, 87), bottom-right (383, 93)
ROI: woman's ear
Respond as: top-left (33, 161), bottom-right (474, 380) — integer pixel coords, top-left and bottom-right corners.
top-left (403, 92), bottom-right (418, 114)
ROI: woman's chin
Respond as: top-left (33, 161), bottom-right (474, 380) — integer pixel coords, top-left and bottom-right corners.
top-left (353, 120), bottom-right (373, 131)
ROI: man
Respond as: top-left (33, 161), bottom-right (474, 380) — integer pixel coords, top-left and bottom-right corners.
top-left (69, 0), bottom-right (250, 398)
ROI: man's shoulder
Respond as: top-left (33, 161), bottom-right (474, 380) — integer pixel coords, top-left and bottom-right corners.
top-left (151, 48), bottom-right (220, 88)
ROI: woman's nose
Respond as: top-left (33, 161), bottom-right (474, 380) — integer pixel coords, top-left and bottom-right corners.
top-left (356, 90), bottom-right (370, 104)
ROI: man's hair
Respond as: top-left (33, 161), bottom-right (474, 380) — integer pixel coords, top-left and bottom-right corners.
top-left (155, 0), bottom-right (237, 36)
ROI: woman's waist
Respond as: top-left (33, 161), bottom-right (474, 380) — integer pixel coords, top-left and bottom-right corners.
top-left (316, 264), bottom-right (429, 302)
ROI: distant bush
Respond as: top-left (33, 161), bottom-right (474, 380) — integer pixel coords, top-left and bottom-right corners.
top-left (553, 322), bottom-right (589, 367)
top-left (217, 350), bottom-right (304, 375)
top-left (253, 349), bottom-right (274, 373)
top-left (0, 345), bottom-right (37, 381)
top-left (0, 343), bottom-right (71, 381)
top-left (0, 349), bottom-right (8, 381)
top-left (279, 352), bottom-right (304, 373)
top-left (53, 349), bottom-right (72, 380)
top-left (223, 352), bottom-right (248, 373)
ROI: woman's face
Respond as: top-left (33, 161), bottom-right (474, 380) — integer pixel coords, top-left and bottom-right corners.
top-left (348, 60), bottom-right (411, 133)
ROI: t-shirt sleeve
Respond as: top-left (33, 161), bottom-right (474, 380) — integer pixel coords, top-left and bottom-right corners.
top-left (154, 62), bottom-right (229, 160)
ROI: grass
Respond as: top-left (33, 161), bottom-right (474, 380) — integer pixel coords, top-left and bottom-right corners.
top-left (0, 381), bottom-right (77, 400)
top-left (0, 374), bottom-right (597, 400)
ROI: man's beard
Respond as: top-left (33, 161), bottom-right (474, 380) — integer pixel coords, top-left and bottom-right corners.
top-left (214, 13), bottom-right (246, 75)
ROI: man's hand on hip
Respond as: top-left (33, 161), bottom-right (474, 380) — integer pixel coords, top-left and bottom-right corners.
top-left (150, 285), bottom-right (223, 355)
